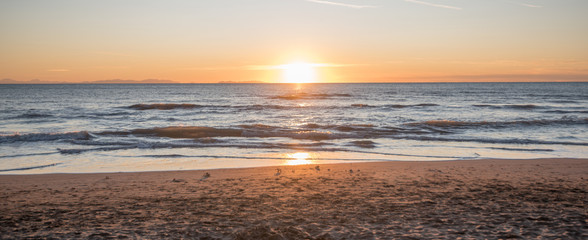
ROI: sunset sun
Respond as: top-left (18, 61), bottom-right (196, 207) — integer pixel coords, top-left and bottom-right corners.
top-left (279, 61), bottom-right (317, 83)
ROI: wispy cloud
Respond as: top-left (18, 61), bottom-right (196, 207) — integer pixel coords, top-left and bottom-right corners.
top-left (306, 0), bottom-right (376, 9)
top-left (403, 0), bottom-right (462, 10)
top-left (47, 69), bottom-right (70, 72)
top-left (508, 1), bottom-right (543, 8)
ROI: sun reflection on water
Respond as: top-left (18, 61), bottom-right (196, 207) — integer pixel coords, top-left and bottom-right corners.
top-left (284, 152), bottom-right (314, 165)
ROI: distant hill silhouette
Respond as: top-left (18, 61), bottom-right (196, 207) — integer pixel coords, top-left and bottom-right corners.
top-left (88, 79), bottom-right (177, 84)
top-left (0, 78), bottom-right (177, 84)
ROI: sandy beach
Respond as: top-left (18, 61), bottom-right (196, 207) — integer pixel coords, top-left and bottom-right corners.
top-left (1, 159), bottom-right (586, 239)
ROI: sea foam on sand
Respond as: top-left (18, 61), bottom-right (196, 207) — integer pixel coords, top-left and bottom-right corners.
top-left (0, 159), bottom-right (586, 239)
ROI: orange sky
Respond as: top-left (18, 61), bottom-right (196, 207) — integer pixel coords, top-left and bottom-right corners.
top-left (1, 0), bottom-right (587, 83)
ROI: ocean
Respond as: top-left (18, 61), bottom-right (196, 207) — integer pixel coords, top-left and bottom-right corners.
top-left (1, 82), bottom-right (586, 173)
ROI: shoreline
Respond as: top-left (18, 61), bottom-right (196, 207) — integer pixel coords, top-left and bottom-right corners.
top-left (1, 158), bottom-right (586, 239)
top-left (2, 157), bottom-right (586, 176)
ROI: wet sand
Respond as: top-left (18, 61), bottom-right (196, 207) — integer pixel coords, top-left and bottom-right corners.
top-left (1, 159), bottom-right (586, 239)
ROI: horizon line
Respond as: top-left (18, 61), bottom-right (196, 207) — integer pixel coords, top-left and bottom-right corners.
top-left (1, 80), bottom-right (587, 85)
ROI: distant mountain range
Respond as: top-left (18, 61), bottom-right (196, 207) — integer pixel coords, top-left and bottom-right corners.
top-left (0, 78), bottom-right (178, 84)
top-left (0, 79), bottom-right (270, 84)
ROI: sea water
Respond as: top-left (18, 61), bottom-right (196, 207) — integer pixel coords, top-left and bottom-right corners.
top-left (1, 82), bottom-right (586, 173)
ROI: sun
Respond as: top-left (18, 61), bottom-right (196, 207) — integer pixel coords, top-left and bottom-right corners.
top-left (279, 61), bottom-right (317, 83)
top-left (284, 152), bottom-right (314, 165)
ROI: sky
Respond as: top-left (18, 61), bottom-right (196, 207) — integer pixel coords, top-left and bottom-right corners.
top-left (1, 0), bottom-right (587, 83)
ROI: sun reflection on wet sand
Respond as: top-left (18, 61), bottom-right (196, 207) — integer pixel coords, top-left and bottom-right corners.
top-left (284, 152), bottom-right (315, 165)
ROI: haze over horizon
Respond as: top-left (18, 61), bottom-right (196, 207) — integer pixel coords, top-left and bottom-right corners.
top-left (1, 0), bottom-right (587, 83)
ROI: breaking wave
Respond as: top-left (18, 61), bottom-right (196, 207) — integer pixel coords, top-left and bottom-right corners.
top-left (348, 140), bottom-right (377, 148)
top-left (128, 126), bottom-right (341, 141)
top-left (401, 136), bottom-right (588, 146)
top-left (125, 102), bottom-right (445, 112)
top-left (543, 110), bottom-right (588, 114)
top-left (385, 103), bottom-right (439, 108)
top-left (0, 131), bottom-right (92, 143)
top-left (4, 117), bottom-right (586, 149)
top-left (405, 117), bottom-right (588, 129)
top-left (0, 163), bottom-right (62, 172)
top-left (128, 103), bottom-right (204, 110)
top-left (0, 152), bottom-right (59, 159)
top-left (350, 103), bottom-right (439, 109)
top-left (473, 104), bottom-right (545, 110)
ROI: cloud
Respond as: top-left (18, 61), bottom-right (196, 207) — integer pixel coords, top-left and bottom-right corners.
top-left (509, 1), bottom-right (543, 8)
top-left (403, 0), bottom-right (462, 10)
top-left (47, 69), bottom-right (70, 72)
top-left (306, 0), bottom-right (376, 9)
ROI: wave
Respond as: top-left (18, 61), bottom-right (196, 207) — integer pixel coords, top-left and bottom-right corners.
top-left (348, 140), bottom-right (377, 148)
top-left (47, 123), bottom-right (585, 156)
top-left (506, 104), bottom-right (541, 110)
top-left (124, 102), bottom-right (446, 112)
top-left (127, 154), bottom-right (412, 162)
top-left (0, 152), bottom-right (59, 159)
top-left (543, 110), bottom-right (588, 114)
top-left (90, 111), bottom-right (132, 117)
top-left (405, 117), bottom-right (588, 129)
top-left (56, 133), bottom-right (582, 158)
top-left (127, 103), bottom-right (325, 112)
top-left (131, 126), bottom-right (244, 138)
top-left (5, 117), bottom-right (586, 147)
top-left (14, 113), bottom-right (54, 119)
top-left (0, 131), bottom-right (92, 143)
top-left (108, 124), bottom-right (439, 142)
top-left (56, 141), bottom-right (335, 155)
top-left (473, 104), bottom-right (545, 110)
top-left (127, 126), bottom-right (340, 141)
top-left (548, 100), bottom-right (579, 104)
top-left (385, 103), bottom-right (439, 108)
top-left (0, 162), bottom-right (62, 172)
top-left (128, 103), bottom-right (203, 110)
top-left (399, 136), bottom-right (588, 146)
top-left (57, 146), bottom-right (133, 154)
top-left (487, 147), bottom-right (554, 152)
top-left (349, 103), bottom-right (439, 109)
top-left (271, 92), bottom-right (352, 100)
